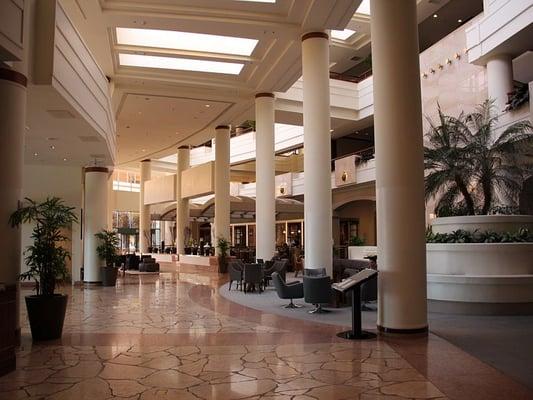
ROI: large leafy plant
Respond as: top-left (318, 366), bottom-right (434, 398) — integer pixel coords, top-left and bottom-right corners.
top-left (95, 229), bottom-right (119, 267)
top-left (10, 197), bottom-right (77, 296)
top-left (424, 100), bottom-right (533, 216)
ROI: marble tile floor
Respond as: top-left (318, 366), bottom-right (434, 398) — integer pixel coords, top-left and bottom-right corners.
top-left (1, 262), bottom-right (531, 400)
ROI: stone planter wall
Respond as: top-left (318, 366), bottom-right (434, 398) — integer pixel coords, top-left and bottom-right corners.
top-left (430, 215), bottom-right (533, 234)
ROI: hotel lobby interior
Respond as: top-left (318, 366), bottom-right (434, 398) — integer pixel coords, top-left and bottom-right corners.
top-left (1, 0), bottom-right (533, 399)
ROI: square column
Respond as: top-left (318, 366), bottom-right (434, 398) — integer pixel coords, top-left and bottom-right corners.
top-left (139, 159), bottom-right (151, 253)
top-left (176, 146), bottom-right (190, 254)
top-left (214, 125), bottom-right (231, 252)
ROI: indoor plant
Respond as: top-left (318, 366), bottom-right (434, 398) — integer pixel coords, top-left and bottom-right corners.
top-left (10, 197), bottom-right (77, 341)
top-left (95, 229), bottom-right (119, 286)
top-left (424, 100), bottom-right (533, 216)
top-left (216, 236), bottom-right (230, 273)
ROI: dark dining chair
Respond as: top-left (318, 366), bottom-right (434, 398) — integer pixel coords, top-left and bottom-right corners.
top-left (243, 263), bottom-right (264, 293)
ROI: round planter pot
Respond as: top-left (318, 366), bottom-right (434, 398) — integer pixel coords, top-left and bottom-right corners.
top-left (430, 215), bottom-right (533, 234)
top-left (101, 266), bottom-right (118, 286)
top-left (25, 294), bottom-right (68, 341)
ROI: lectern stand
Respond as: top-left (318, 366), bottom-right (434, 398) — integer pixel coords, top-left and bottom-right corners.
top-left (333, 269), bottom-right (378, 340)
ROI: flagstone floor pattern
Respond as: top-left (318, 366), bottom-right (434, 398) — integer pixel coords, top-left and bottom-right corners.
top-left (0, 263), bottom-right (520, 399)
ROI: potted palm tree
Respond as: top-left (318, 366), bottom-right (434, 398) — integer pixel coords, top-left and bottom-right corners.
top-left (216, 236), bottom-right (230, 273)
top-left (10, 197), bottom-right (77, 341)
top-left (425, 100), bottom-right (533, 218)
top-left (95, 229), bottom-right (119, 286)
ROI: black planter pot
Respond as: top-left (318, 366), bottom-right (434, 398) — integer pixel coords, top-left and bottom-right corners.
top-left (191, 248), bottom-right (198, 255)
top-left (184, 247), bottom-right (191, 255)
top-left (25, 294), bottom-right (68, 341)
top-left (101, 266), bottom-right (118, 286)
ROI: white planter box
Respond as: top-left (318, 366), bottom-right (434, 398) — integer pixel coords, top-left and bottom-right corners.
top-left (431, 215), bottom-right (533, 234)
top-left (427, 243), bottom-right (533, 275)
top-left (348, 246), bottom-right (377, 260)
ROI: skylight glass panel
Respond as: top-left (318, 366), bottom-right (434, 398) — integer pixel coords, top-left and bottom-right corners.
top-left (356, 0), bottom-right (370, 15)
top-left (116, 27), bottom-right (258, 56)
top-left (119, 53), bottom-right (244, 75)
top-left (331, 29), bottom-right (356, 40)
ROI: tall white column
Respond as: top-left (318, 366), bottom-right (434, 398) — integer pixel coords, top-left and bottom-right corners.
top-left (214, 125), bottom-right (231, 253)
top-left (302, 32), bottom-right (333, 275)
top-left (139, 159), bottom-right (151, 253)
top-left (371, 0), bottom-right (428, 333)
top-left (0, 68), bottom-right (26, 341)
top-left (255, 93), bottom-right (276, 261)
top-left (487, 54), bottom-right (514, 113)
top-left (176, 146), bottom-right (190, 254)
top-left (83, 167), bottom-right (109, 283)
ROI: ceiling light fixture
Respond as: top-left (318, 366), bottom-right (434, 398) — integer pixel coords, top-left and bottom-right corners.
top-left (116, 27), bottom-right (258, 56)
top-left (33, 152), bottom-right (38, 156)
top-left (50, 145), bottom-right (56, 150)
top-left (205, 104), bottom-right (211, 108)
top-left (458, 19), bottom-right (463, 23)
top-left (63, 158), bottom-right (67, 161)
top-left (331, 29), bottom-right (356, 41)
top-left (433, 14), bottom-right (438, 18)
top-left (119, 53), bottom-right (244, 75)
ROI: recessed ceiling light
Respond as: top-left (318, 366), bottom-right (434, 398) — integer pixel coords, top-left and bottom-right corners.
top-left (119, 53), bottom-right (244, 75)
top-left (355, 0), bottom-right (370, 15)
top-left (331, 29), bottom-right (356, 41)
top-left (25, 126), bottom-right (30, 131)
top-left (63, 158), bottom-right (67, 161)
top-left (116, 27), bottom-right (258, 56)
top-left (330, 129), bottom-right (334, 132)
top-left (142, 149), bottom-right (146, 152)
top-left (458, 19), bottom-right (463, 23)
top-left (205, 104), bottom-right (211, 108)
top-left (50, 145), bottom-right (56, 150)
top-left (433, 14), bottom-right (438, 18)
top-left (33, 152), bottom-right (38, 156)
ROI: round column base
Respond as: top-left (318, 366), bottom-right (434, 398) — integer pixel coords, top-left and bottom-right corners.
top-left (377, 325), bottom-right (428, 335)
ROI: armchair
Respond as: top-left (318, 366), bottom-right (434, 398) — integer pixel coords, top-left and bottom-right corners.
top-left (303, 275), bottom-right (332, 314)
top-left (272, 272), bottom-right (304, 308)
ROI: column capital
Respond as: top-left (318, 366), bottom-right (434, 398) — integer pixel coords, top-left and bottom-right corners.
top-left (178, 145), bottom-right (189, 150)
top-left (215, 124), bottom-right (230, 130)
top-left (0, 68), bottom-right (27, 87)
top-left (255, 92), bottom-right (275, 99)
top-left (84, 166), bottom-right (108, 173)
top-left (301, 32), bottom-right (329, 42)
top-left (141, 159), bottom-right (151, 163)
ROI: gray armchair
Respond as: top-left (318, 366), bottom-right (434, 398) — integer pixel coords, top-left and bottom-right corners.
top-left (264, 259), bottom-right (288, 284)
top-left (228, 261), bottom-right (243, 291)
top-left (272, 272), bottom-right (304, 308)
top-left (139, 257), bottom-right (160, 272)
top-left (243, 263), bottom-right (264, 293)
top-left (303, 275), bottom-right (332, 314)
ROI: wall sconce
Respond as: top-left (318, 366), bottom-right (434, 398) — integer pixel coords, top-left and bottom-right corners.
top-left (454, 52), bottom-right (461, 60)
top-left (279, 186), bottom-right (285, 195)
top-left (341, 171), bottom-right (348, 182)
top-left (437, 64), bottom-right (444, 70)
top-left (421, 72), bottom-right (428, 79)
top-left (430, 68), bottom-right (436, 74)
top-left (445, 58), bottom-right (452, 65)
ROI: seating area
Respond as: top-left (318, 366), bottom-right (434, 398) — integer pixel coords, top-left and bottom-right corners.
top-left (228, 257), bottom-right (377, 314)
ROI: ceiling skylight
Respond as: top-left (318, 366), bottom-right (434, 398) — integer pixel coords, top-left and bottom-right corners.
top-left (356, 0), bottom-right (370, 15)
top-left (116, 27), bottom-right (258, 56)
top-left (119, 53), bottom-right (244, 75)
top-left (331, 29), bottom-right (356, 41)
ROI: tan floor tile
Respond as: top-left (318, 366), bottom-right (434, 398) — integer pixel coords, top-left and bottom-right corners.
top-left (140, 369), bottom-right (202, 389)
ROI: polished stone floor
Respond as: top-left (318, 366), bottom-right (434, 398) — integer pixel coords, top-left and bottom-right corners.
top-left (1, 263), bottom-right (532, 400)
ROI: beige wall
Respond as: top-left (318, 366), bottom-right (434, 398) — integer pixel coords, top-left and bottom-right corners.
top-left (22, 164), bottom-right (83, 281)
top-left (109, 190), bottom-right (139, 212)
top-left (335, 200), bottom-right (376, 246)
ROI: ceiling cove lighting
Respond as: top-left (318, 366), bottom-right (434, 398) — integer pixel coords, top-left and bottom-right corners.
top-left (356, 0), bottom-right (370, 15)
top-left (116, 27), bottom-right (258, 56)
top-left (331, 29), bottom-right (356, 41)
top-left (119, 53), bottom-right (244, 75)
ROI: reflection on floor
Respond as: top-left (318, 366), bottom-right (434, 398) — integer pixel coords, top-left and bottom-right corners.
top-left (1, 262), bottom-right (531, 400)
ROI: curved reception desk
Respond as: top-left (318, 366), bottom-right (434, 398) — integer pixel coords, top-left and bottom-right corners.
top-left (178, 255), bottom-right (224, 273)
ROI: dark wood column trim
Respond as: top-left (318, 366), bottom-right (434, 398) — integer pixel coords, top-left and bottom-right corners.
top-left (84, 166), bottom-right (109, 173)
top-left (301, 32), bottom-right (329, 42)
top-left (255, 92), bottom-right (275, 99)
top-left (0, 68), bottom-right (27, 87)
top-left (215, 125), bottom-right (230, 130)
